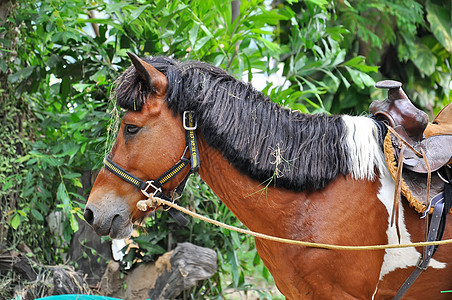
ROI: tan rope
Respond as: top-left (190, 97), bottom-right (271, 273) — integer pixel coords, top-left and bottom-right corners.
top-left (137, 197), bottom-right (452, 251)
top-left (384, 131), bottom-right (430, 214)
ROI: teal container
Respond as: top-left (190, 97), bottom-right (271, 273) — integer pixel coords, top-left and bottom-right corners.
top-left (35, 296), bottom-right (122, 300)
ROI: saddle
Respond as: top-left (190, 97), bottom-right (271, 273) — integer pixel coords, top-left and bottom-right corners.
top-left (370, 80), bottom-right (452, 299)
top-left (369, 80), bottom-right (452, 214)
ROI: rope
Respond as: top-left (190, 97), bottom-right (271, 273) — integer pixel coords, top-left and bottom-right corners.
top-left (384, 131), bottom-right (429, 214)
top-left (137, 197), bottom-right (452, 251)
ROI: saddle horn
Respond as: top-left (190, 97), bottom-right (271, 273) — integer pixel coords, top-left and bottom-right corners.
top-left (370, 80), bottom-right (429, 144)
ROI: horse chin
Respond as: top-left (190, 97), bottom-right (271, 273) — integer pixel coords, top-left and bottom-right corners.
top-left (109, 215), bottom-right (133, 239)
top-left (132, 211), bottom-right (153, 226)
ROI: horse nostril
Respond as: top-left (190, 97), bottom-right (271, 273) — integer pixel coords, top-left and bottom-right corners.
top-left (84, 207), bottom-right (95, 226)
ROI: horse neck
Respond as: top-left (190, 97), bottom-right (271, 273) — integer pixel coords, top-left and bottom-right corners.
top-left (196, 133), bottom-right (385, 240)
top-left (196, 134), bottom-right (307, 234)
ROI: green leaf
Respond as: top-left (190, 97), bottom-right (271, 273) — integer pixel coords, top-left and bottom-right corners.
top-left (72, 83), bottom-right (91, 93)
top-left (230, 231), bottom-right (241, 247)
top-left (253, 251), bottom-right (261, 266)
top-left (257, 37), bottom-right (280, 57)
top-left (10, 214), bottom-right (20, 230)
top-left (62, 172), bottom-right (82, 179)
top-left (2, 178), bottom-right (14, 191)
top-left (193, 36), bottom-right (210, 52)
top-left (31, 208), bottom-right (44, 221)
top-left (250, 28), bottom-right (274, 35)
top-left (305, 0), bottom-right (328, 8)
top-left (338, 71), bottom-right (351, 89)
top-left (8, 66), bottom-right (35, 83)
top-left (60, 77), bottom-right (70, 102)
top-left (64, 145), bottom-right (80, 158)
top-left (331, 49), bottom-right (346, 66)
top-left (41, 155), bottom-right (61, 167)
top-left (47, 54), bottom-right (61, 68)
top-left (89, 68), bottom-right (108, 84)
top-left (70, 214), bottom-right (79, 232)
top-left (343, 63), bottom-right (375, 89)
top-left (410, 43), bottom-right (437, 76)
top-left (227, 250), bottom-right (240, 288)
top-left (73, 178), bottom-right (83, 188)
top-left (262, 265), bottom-right (270, 281)
top-left (129, 4), bottom-right (151, 23)
top-left (189, 24), bottom-right (200, 49)
top-left (342, 56), bottom-right (378, 73)
top-left (199, 23), bottom-right (214, 39)
top-left (358, 72), bottom-right (375, 87)
top-left (57, 182), bottom-right (70, 209)
top-left (426, 1), bottom-right (452, 53)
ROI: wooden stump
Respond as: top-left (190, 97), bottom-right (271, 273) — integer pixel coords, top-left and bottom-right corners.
top-left (0, 250), bottom-right (91, 300)
top-left (101, 242), bottom-right (217, 300)
top-left (148, 242), bottom-right (217, 299)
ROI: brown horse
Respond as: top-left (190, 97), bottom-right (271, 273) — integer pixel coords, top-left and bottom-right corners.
top-left (84, 54), bottom-right (452, 299)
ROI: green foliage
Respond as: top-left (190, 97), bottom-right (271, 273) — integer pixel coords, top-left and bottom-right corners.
top-left (273, 1), bottom-right (379, 113)
top-left (334, 0), bottom-right (451, 114)
top-left (2, 0), bottom-right (116, 262)
top-left (271, 0), bottom-right (451, 115)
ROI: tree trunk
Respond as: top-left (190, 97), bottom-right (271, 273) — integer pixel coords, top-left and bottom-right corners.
top-left (100, 242), bottom-right (217, 300)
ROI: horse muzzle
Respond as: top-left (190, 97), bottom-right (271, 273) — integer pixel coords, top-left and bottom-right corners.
top-left (84, 192), bottom-right (134, 239)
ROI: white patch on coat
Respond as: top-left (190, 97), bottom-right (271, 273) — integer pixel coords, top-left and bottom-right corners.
top-left (341, 115), bottom-right (386, 181)
top-left (340, 116), bottom-right (447, 296)
top-left (376, 173), bottom-right (446, 282)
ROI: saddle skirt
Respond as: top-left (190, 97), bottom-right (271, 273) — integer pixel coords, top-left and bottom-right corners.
top-left (384, 130), bottom-right (451, 214)
top-left (425, 103), bottom-right (452, 139)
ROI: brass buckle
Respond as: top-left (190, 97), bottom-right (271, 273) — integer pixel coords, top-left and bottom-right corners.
top-left (415, 255), bottom-right (429, 271)
top-left (183, 111), bottom-right (197, 130)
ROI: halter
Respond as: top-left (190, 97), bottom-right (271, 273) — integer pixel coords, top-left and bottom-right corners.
top-left (102, 111), bottom-right (199, 225)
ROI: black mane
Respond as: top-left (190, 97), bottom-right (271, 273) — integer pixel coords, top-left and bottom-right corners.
top-left (115, 56), bottom-right (351, 192)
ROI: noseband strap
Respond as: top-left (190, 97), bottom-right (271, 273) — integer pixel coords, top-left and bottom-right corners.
top-left (103, 155), bottom-right (190, 195)
top-left (103, 157), bottom-right (147, 190)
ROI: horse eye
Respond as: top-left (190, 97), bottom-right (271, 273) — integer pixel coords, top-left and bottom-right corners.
top-left (125, 125), bottom-right (140, 135)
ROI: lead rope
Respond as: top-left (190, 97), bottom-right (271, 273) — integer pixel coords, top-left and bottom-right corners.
top-left (136, 196), bottom-right (452, 251)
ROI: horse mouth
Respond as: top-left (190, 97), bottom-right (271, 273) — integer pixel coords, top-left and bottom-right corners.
top-left (107, 214), bottom-right (133, 239)
top-left (86, 213), bottom-right (135, 239)
top-left (105, 211), bottom-right (154, 239)
top-left (84, 193), bottom-right (153, 239)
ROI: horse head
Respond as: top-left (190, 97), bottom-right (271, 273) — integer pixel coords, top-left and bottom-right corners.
top-left (84, 53), bottom-right (189, 239)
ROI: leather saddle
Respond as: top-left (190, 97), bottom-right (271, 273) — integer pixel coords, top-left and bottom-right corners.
top-left (369, 80), bottom-right (452, 214)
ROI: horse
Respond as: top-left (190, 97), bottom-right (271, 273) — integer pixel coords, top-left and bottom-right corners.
top-left (83, 53), bottom-right (452, 299)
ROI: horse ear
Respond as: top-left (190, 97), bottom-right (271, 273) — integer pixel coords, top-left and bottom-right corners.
top-left (127, 52), bottom-right (167, 95)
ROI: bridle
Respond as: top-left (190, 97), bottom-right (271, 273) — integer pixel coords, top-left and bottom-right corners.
top-left (102, 111), bottom-right (199, 225)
